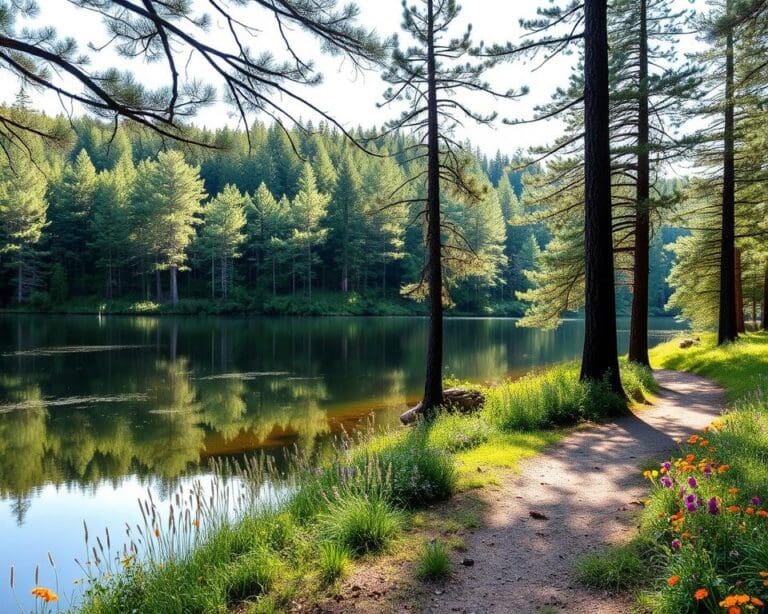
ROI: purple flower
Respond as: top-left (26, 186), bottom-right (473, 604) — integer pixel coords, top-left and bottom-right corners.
top-left (751, 496), bottom-right (763, 506)
top-left (703, 465), bottom-right (713, 478)
top-left (685, 494), bottom-right (698, 512)
top-left (671, 538), bottom-right (681, 551)
top-left (708, 497), bottom-right (720, 515)
top-left (687, 476), bottom-right (698, 489)
top-left (660, 476), bottom-right (673, 488)
top-left (662, 462), bottom-right (672, 471)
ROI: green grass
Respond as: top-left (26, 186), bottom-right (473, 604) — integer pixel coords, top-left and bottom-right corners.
top-left (415, 541), bottom-right (452, 581)
top-left (318, 495), bottom-right (403, 555)
top-left (578, 332), bottom-right (768, 614)
top-left (69, 359), bottom-right (657, 613)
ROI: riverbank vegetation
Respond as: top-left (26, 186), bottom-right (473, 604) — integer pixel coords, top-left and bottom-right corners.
top-left (37, 361), bottom-right (656, 613)
top-left (578, 333), bottom-right (768, 613)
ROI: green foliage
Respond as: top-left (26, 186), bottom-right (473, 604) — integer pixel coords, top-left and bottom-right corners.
top-left (577, 539), bottom-right (658, 591)
top-left (415, 541), bottom-right (451, 581)
top-left (317, 542), bottom-right (351, 584)
top-left (318, 495), bottom-right (402, 555)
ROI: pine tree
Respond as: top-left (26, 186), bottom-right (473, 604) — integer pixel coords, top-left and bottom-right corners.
top-left (327, 151), bottom-right (364, 292)
top-left (0, 150), bottom-right (48, 303)
top-left (90, 153), bottom-right (136, 298)
top-left (48, 149), bottom-right (98, 293)
top-left (199, 184), bottom-right (248, 299)
top-left (289, 164), bottom-right (330, 301)
top-left (132, 151), bottom-right (206, 304)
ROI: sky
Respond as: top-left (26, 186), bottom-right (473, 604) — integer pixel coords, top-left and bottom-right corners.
top-left (7, 0), bottom-right (707, 156)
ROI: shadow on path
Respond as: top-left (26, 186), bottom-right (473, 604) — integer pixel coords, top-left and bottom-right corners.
top-left (422, 369), bottom-right (725, 614)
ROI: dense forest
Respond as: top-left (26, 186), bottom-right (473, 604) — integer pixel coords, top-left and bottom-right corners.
top-left (0, 105), bottom-right (681, 317)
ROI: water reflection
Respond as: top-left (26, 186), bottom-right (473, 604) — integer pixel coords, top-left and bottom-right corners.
top-left (0, 315), bottom-right (687, 609)
top-left (0, 315), bottom-right (688, 508)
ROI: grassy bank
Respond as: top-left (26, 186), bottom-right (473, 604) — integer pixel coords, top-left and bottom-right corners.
top-left (29, 362), bottom-right (655, 614)
top-left (578, 332), bottom-right (768, 613)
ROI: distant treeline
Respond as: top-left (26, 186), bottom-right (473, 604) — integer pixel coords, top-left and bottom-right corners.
top-left (0, 107), bottom-right (678, 315)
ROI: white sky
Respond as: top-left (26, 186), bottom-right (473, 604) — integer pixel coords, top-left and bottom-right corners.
top-left (5, 0), bottom-right (707, 156)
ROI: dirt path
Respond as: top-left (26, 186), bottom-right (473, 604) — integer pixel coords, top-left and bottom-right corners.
top-left (313, 369), bottom-right (725, 614)
top-left (423, 369), bottom-right (725, 614)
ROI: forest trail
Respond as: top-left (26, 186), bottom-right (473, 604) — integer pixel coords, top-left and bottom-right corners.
top-left (423, 370), bottom-right (725, 614)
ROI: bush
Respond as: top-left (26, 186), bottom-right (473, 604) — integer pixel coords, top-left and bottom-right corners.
top-left (416, 541), bottom-right (451, 581)
top-left (319, 495), bottom-right (402, 555)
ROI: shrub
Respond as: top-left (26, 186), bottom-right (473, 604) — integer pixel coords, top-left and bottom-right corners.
top-left (319, 495), bottom-right (402, 555)
top-left (416, 541), bottom-right (451, 581)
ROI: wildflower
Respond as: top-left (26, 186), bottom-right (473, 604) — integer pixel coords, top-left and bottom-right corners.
top-left (694, 588), bottom-right (708, 600)
top-left (718, 464), bottom-right (730, 474)
top-left (686, 454), bottom-right (696, 464)
top-left (727, 505), bottom-right (741, 513)
top-left (720, 595), bottom-right (751, 607)
top-left (751, 496), bottom-right (762, 506)
top-left (671, 539), bottom-right (681, 552)
top-left (668, 575), bottom-right (680, 586)
top-left (681, 531), bottom-right (691, 539)
top-left (699, 439), bottom-right (709, 447)
top-left (688, 435), bottom-right (700, 444)
top-left (728, 487), bottom-right (740, 495)
top-left (684, 494), bottom-right (698, 511)
top-left (687, 476), bottom-right (698, 489)
top-left (752, 597), bottom-right (765, 607)
top-left (643, 469), bottom-right (659, 480)
top-left (708, 497), bottom-right (720, 515)
top-left (745, 507), bottom-right (754, 515)
top-left (661, 476), bottom-right (673, 488)
top-left (31, 587), bottom-right (58, 603)
top-left (662, 461), bottom-right (672, 471)
top-left (703, 465), bottom-right (713, 478)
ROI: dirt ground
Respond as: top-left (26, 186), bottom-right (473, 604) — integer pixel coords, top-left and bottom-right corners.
top-left (309, 370), bottom-right (724, 614)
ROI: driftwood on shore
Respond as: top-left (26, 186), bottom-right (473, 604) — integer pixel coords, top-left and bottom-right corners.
top-left (400, 387), bottom-right (485, 424)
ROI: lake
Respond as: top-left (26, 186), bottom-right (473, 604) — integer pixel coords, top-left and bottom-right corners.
top-left (0, 314), bottom-right (687, 610)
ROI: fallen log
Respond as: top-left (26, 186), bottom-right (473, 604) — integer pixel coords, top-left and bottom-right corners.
top-left (399, 387), bottom-right (485, 425)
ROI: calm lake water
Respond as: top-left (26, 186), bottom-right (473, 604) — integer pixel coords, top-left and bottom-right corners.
top-left (0, 314), bottom-right (687, 610)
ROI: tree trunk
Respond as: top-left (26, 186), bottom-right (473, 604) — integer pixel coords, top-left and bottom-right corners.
top-left (221, 257), bottom-right (227, 299)
top-left (156, 269), bottom-right (162, 303)
top-left (580, 0), bottom-right (623, 394)
top-left (211, 258), bottom-right (216, 299)
top-left (763, 264), bottom-right (768, 331)
top-left (735, 248), bottom-right (745, 333)
top-left (16, 258), bottom-right (23, 304)
top-left (628, 0), bottom-right (650, 367)
top-left (718, 2), bottom-right (738, 345)
top-left (421, 0), bottom-right (444, 413)
top-left (170, 265), bottom-right (179, 305)
top-left (272, 257), bottom-right (276, 296)
top-left (307, 242), bottom-right (312, 302)
top-left (342, 198), bottom-right (349, 293)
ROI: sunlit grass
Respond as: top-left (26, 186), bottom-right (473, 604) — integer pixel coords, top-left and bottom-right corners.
top-left (578, 332), bottom-right (768, 614)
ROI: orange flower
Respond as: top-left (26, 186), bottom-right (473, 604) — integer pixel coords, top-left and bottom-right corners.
top-left (727, 505), bottom-right (741, 513)
top-left (31, 587), bottom-right (58, 603)
top-left (688, 435), bottom-right (700, 444)
top-left (699, 439), bottom-right (709, 447)
top-left (668, 575), bottom-right (680, 586)
top-left (694, 588), bottom-right (708, 600)
top-left (681, 531), bottom-right (691, 539)
top-left (759, 571), bottom-right (768, 577)
top-left (745, 507), bottom-right (755, 515)
top-left (718, 464), bottom-right (730, 474)
top-left (686, 454), bottom-right (696, 463)
top-left (757, 510), bottom-right (768, 518)
top-left (727, 607), bottom-right (740, 614)
top-left (728, 487), bottom-right (739, 495)
top-left (751, 597), bottom-right (764, 607)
